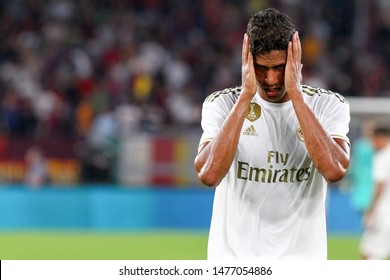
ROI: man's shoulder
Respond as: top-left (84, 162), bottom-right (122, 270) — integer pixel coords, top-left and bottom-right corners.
top-left (204, 86), bottom-right (242, 103)
top-left (301, 84), bottom-right (348, 105)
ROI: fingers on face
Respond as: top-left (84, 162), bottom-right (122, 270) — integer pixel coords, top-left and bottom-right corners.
top-left (295, 32), bottom-right (302, 62)
top-left (242, 33), bottom-right (249, 64)
top-left (292, 32), bottom-right (302, 62)
top-left (247, 46), bottom-right (253, 65)
top-left (288, 32), bottom-right (301, 64)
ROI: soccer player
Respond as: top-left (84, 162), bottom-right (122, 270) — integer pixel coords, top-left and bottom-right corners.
top-left (360, 124), bottom-right (390, 260)
top-left (194, 8), bottom-right (350, 259)
top-left (348, 120), bottom-right (375, 218)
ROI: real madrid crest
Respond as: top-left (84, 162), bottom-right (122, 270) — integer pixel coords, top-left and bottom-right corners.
top-left (246, 103), bottom-right (261, 122)
top-left (296, 126), bottom-right (304, 142)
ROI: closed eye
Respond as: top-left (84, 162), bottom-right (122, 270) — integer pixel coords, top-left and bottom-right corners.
top-left (254, 64), bottom-right (285, 71)
top-left (274, 65), bottom-right (285, 70)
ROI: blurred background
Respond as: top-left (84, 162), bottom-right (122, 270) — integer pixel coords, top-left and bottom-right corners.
top-left (0, 0), bottom-right (390, 259)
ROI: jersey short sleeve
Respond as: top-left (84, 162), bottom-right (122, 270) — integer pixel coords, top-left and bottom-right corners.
top-left (198, 87), bottom-right (240, 149)
top-left (322, 97), bottom-right (350, 143)
top-left (303, 85), bottom-right (350, 144)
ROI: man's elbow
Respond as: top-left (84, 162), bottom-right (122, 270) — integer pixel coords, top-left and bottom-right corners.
top-left (325, 173), bottom-right (345, 183)
top-left (194, 162), bottom-right (222, 187)
top-left (323, 166), bottom-right (349, 183)
top-left (194, 155), bottom-right (224, 187)
top-left (197, 170), bottom-right (222, 187)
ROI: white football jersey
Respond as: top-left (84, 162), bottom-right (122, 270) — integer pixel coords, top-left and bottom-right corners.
top-left (371, 145), bottom-right (390, 229)
top-left (199, 85), bottom-right (350, 260)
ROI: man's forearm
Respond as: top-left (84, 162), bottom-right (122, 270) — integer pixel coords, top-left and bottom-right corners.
top-left (290, 89), bottom-right (350, 182)
top-left (195, 93), bottom-right (253, 186)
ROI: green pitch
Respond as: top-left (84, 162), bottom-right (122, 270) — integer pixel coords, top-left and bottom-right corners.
top-left (0, 231), bottom-right (360, 260)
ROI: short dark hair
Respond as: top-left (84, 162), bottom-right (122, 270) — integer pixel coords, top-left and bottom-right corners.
top-left (373, 124), bottom-right (390, 136)
top-left (246, 8), bottom-right (296, 55)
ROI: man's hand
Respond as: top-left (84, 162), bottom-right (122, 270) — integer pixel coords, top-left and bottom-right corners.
top-left (242, 34), bottom-right (257, 97)
top-left (285, 31), bottom-right (303, 97)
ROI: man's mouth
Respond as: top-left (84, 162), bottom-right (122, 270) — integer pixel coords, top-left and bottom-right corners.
top-left (264, 87), bottom-right (281, 97)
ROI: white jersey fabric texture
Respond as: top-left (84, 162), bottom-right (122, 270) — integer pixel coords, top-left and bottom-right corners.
top-left (199, 85), bottom-right (350, 260)
top-left (360, 144), bottom-right (390, 259)
top-left (371, 144), bottom-right (390, 229)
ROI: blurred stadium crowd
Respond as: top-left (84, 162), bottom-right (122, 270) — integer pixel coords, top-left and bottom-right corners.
top-left (0, 0), bottom-right (389, 184)
top-left (1, 0), bottom-right (390, 138)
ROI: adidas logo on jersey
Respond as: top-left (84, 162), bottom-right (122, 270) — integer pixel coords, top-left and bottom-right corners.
top-left (243, 125), bottom-right (258, 136)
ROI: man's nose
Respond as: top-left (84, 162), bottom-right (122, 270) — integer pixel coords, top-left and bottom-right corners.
top-left (264, 70), bottom-right (278, 85)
